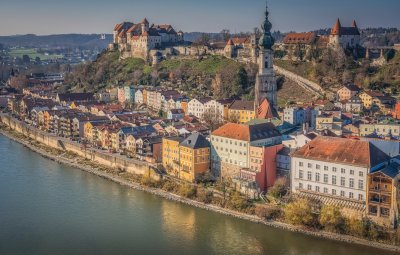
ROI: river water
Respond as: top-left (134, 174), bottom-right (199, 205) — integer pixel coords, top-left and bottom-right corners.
top-left (0, 135), bottom-right (397, 255)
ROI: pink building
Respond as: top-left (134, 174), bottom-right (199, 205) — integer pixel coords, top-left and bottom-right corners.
top-left (117, 87), bottom-right (125, 104)
top-left (236, 144), bottom-right (283, 195)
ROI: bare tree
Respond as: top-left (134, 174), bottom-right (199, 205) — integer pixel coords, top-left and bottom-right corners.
top-left (202, 108), bottom-right (223, 131)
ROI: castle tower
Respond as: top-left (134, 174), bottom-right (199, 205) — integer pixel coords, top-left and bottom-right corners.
top-left (254, 2), bottom-right (277, 113)
top-left (141, 18), bottom-right (149, 33)
top-left (224, 39), bottom-right (234, 58)
top-left (329, 18), bottom-right (341, 46)
top-left (352, 20), bottom-right (358, 28)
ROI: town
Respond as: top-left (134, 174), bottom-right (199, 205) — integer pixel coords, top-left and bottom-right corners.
top-left (1, 1), bottom-right (400, 251)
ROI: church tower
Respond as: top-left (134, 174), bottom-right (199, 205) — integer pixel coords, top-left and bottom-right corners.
top-left (254, 2), bottom-right (277, 113)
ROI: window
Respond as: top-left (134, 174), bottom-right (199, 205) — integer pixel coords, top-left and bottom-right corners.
top-left (332, 175), bottom-right (337, 185)
top-left (315, 173), bottom-right (320, 182)
top-left (350, 169), bottom-right (354, 175)
top-left (315, 186), bottom-right (320, 192)
top-left (341, 177), bottom-right (345, 187)
top-left (299, 162), bottom-right (303, 167)
top-left (324, 166), bottom-right (328, 171)
top-left (299, 183), bottom-right (303, 189)
top-left (349, 192), bottom-right (354, 199)
top-left (299, 170), bottom-right (304, 179)
top-left (324, 187), bottom-right (328, 193)
top-left (341, 168), bottom-right (346, 174)
top-left (308, 163), bottom-right (312, 168)
top-left (358, 194), bottom-right (363, 201)
top-left (316, 164), bottom-right (320, 170)
top-left (307, 184), bottom-right (312, 190)
top-left (332, 167), bottom-right (337, 172)
top-left (340, 191), bottom-right (345, 197)
top-left (359, 171), bottom-right (364, 177)
top-left (349, 178), bottom-right (354, 188)
top-left (332, 189), bottom-right (336, 196)
top-left (324, 174), bottom-right (328, 183)
top-left (307, 171), bottom-right (312, 181)
top-left (358, 180), bottom-right (364, 190)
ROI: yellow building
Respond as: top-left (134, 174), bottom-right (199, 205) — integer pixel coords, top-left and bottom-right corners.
top-left (84, 122), bottom-right (94, 142)
top-left (228, 100), bottom-right (255, 124)
top-left (179, 133), bottom-right (210, 182)
top-left (359, 90), bottom-right (384, 109)
top-left (162, 134), bottom-right (211, 182)
top-left (162, 137), bottom-right (184, 177)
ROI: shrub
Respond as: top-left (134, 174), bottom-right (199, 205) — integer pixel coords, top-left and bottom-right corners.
top-left (161, 179), bottom-right (178, 192)
top-left (319, 205), bottom-right (345, 233)
top-left (255, 205), bottom-right (281, 220)
top-left (284, 198), bottom-right (318, 227)
top-left (178, 184), bottom-right (197, 199)
top-left (140, 175), bottom-right (161, 188)
top-left (268, 178), bottom-right (287, 199)
top-left (345, 217), bottom-right (364, 237)
top-left (196, 187), bottom-right (213, 204)
top-left (227, 192), bottom-right (251, 212)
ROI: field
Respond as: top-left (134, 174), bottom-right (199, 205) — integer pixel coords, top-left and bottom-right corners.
top-left (8, 48), bottom-right (63, 60)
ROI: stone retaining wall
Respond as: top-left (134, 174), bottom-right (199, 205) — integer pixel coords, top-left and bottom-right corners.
top-left (274, 65), bottom-right (325, 97)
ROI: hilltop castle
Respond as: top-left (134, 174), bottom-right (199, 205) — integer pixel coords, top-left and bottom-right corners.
top-left (328, 18), bottom-right (361, 49)
top-left (110, 18), bottom-right (184, 62)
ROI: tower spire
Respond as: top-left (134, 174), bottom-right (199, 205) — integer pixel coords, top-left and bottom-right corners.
top-left (332, 18), bottom-right (341, 35)
top-left (258, 2), bottom-right (274, 50)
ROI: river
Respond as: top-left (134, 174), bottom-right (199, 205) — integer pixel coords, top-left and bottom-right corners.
top-left (0, 135), bottom-right (397, 255)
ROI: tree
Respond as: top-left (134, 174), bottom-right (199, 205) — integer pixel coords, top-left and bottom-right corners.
top-left (220, 29), bottom-right (231, 41)
top-left (284, 198), bottom-right (318, 227)
top-left (22, 54), bottom-right (31, 64)
top-left (227, 191), bottom-right (251, 212)
top-left (202, 108), bottom-right (223, 131)
top-left (35, 57), bottom-right (41, 64)
top-left (268, 178), bottom-right (287, 199)
top-left (237, 67), bottom-right (248, 91)
top-left (197, 33), bottom-right (210, 45)
top-left (319, 205), bottom-right (345, 233)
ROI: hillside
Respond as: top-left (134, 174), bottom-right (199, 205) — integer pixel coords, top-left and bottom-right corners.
top-left (63, 51), bottom-right (257, 99)
top-left (275, 49), bottom-right (400, 94)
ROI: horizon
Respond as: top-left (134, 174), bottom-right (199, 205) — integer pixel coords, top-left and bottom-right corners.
top-left (0, 0), bottom-right (399, 36)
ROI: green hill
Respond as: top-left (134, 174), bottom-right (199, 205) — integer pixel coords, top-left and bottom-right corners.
top-left (63, 51), bottom-right (256, 99)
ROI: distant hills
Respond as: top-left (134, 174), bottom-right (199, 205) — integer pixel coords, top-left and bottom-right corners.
top-left (0, 34), bottom-right (113, 49)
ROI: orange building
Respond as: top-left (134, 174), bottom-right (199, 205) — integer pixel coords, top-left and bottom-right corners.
top-left (392, 102), bottom-right (400, 120)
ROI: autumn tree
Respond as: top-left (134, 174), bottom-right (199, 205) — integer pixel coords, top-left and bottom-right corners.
top-left (284, 198), bottom-right (318, 227)
top-left (319, 205), bottom-right (345, 233)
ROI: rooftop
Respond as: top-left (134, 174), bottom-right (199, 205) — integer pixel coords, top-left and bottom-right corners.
top-left (292, 136), bottom-right (390, 168)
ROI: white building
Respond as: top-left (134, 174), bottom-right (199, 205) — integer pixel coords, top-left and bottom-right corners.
top-left (135, 90), bottom-right (143, 105)
top-left (291, 136), bottom-right (389, 203)
top-left (188, 98), bottom-right (211, 119)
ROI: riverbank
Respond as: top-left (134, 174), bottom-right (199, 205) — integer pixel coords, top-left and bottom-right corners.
top-left (1, 126), bottom-right (400, 253)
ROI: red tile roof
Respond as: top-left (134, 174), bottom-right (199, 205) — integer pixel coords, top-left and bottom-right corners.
top-left (292, 136), bottom-right (389, 168)
top-left (283, 32), bottom-right (316, 44)
top-left (212, 122), bottom-right (280, 142)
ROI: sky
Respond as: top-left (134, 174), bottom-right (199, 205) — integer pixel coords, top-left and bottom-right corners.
top-left (0, 0), bottom-right (399, 36)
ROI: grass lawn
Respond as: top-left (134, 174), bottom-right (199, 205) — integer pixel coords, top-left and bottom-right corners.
top-left (8, 48), bottom-right (63, 60)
